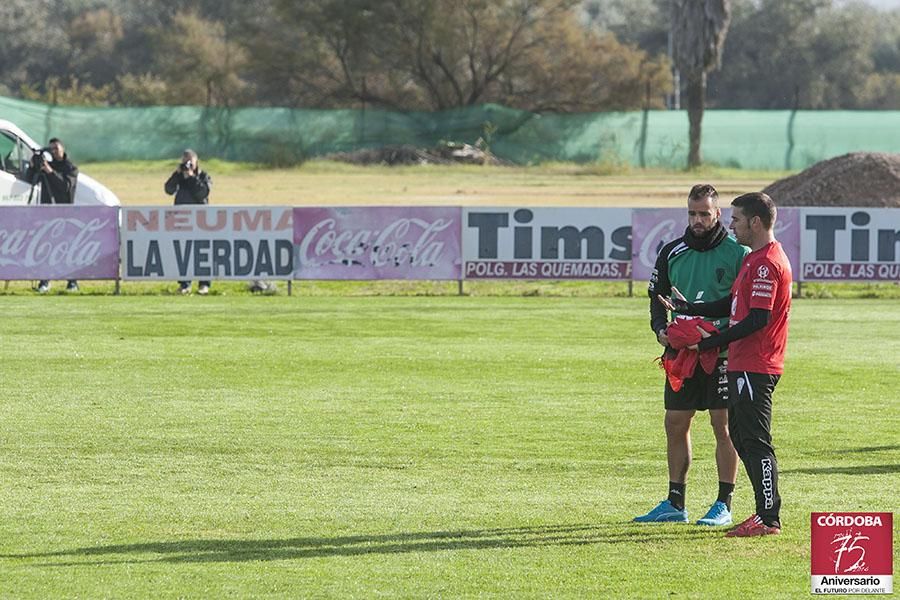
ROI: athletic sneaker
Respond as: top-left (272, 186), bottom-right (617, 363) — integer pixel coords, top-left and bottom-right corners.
top-left (696, 501), bottom-right (732, 526)
top-left (633, 500), bottom-right (688, 523)
top-left (725, 514), bottom-right (781, 537)
top-left (198, 285), bottom-right (209, 296)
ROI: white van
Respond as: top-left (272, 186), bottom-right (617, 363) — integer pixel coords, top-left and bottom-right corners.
top-left (0, 119), bottom-right (120, 206)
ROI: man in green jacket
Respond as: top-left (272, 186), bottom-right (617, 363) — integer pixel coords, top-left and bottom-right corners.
top-left (634, 184), bottom-right (748, 526)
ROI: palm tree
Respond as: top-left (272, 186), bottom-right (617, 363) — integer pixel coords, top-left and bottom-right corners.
top-left (671, 0), bottom-right (731, 168)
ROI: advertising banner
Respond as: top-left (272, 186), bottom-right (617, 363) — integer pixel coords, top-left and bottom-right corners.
top-left (121, 207), bottom-right (293, 280)
top-left (293, 206), bottom-right (462, 280)
top-left (800, 208), bottom-right (900, 281)
top-left (631, 207), bottom-right (801, 281)
top-left (0, 206), bottom-right (119, 279)
top-left (462, 207), bottom-right (632, 279)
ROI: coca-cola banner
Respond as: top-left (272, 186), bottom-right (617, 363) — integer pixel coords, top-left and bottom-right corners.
top-left (0, 206), bottom-right (119, 279)
top-left (800, 208), bottom-right (900, 281)
top-left (631, 207), bottom-right (801, 281)
top-left (121, 207), bottom-right (293, 280)
top-left (293, 207), bottom-right (462, 280)
top-left (462, 207), bottom-right (632, 279)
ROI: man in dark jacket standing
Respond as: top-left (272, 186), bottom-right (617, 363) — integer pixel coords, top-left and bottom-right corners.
top-left (634, 184), bottom-right (747, 526)
top-left (30, 138), bottom-right (80, 293)
top-left (165, 149), bottom-right (212, 295)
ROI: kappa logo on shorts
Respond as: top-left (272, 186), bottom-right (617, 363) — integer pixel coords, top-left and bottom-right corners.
top-left (736, 377), bottom-right (745, 395)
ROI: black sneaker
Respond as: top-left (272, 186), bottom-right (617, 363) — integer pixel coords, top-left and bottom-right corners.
top-left (66, 281), bottom-right (79, 293)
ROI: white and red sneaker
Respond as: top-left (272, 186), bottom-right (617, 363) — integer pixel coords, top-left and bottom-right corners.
top-left (725, 514), bottom-right (781, 537)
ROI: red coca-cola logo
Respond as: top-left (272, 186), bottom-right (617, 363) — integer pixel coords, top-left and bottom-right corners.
top-left (0, 217), bottom-right (110, 267)
top-left (298, 217), bottom-right (453, 268)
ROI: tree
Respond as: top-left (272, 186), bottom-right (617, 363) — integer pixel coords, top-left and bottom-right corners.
top-left (707, 0), bottom-right (900, 110)
top-left (497, 16), bottom-right (671, 111)
top-left (67, 9), bottom-right (125, 88)
top-left (0, 0), bottom-right (68, 96)
top-left (582, 0), bottom-right (669, 56)
top-left (383, 0), bottom-right (581, 110)
top-left (670, 0), bottom-right (731, 168)
top-left (150, 12), bottom-right (249, 106)
top-left (707, 0), bottom-right (818, 109)
top-left (242, 0), bottom-right (388, 108)
top-left (255, 0), bottom-right (670, 111)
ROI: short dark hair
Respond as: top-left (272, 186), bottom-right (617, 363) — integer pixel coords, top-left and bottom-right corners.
top-left (688, 184), bottom-right (718, 205)
top-left (48, 137), bottom-right (63, 146)
top-left (732, 192), bottom-right (777, 229)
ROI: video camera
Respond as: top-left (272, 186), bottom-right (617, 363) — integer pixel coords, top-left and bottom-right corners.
top-left (31, 147), bottom-right (52, 169)
top-left (180, 159), bottom-right (194, 172)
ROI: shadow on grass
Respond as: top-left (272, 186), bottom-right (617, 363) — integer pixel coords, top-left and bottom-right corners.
top-left (5, 524), bottom-right (718, 567)
top-left (782, 464), bottom-right (900, 476)
top-left (829, 445), bottom-right (900, 454)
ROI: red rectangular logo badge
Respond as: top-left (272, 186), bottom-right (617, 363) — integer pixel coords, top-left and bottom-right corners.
top-left (811, 512), bottom-right (893, 594)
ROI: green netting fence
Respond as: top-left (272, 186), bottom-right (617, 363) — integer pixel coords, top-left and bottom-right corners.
top-left (2, 95), bottom-right (898, 169)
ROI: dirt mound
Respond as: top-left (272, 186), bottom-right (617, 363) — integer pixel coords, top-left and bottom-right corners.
top-left (325, 142), bottom-right (505, 166)
top-left (763, 152), bottom-right (900, 207)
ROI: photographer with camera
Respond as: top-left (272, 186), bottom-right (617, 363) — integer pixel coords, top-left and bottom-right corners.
top-left (164, 149), bottom-right (213, 295)
top-left (27, 138), bottom-right (80, 293)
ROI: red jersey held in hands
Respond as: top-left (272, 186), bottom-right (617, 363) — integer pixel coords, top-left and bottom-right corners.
top-left (727, 241), bottom-right (792, 374)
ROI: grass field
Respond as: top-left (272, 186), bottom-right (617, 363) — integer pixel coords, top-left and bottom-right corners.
top-left (83, 160), bottom-right (789, 206)
top-left (1, 296), bottom-right (897, 598)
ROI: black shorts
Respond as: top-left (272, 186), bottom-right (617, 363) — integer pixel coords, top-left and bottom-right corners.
top-left (664, 356), bottom-right (729, 411)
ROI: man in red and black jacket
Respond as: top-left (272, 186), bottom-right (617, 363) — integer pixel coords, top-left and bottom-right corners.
top-left (660, 192), bottom-right (791, 537)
